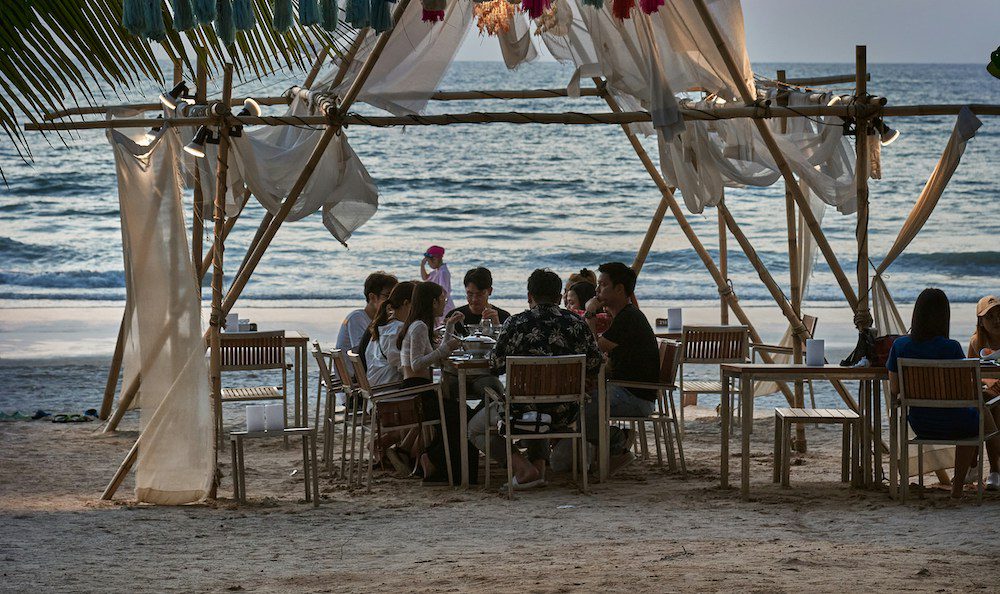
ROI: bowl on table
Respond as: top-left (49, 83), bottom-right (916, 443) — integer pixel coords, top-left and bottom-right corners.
top-left (460, 335), bottom-right (496, 358)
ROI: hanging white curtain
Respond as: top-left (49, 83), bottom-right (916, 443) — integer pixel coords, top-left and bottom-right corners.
top-left (107, 110), bottom-right (214, 505)
top-left (229, 97), bottom-right (379, 246)
top-left (498, 12), bottom-right (538, 70)
top-left (316, 0), bottom-right (474, 115)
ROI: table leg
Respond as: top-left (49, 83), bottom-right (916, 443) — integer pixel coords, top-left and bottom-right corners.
top-left (599, 381), bottom-right (609, 483)
top-left (301, 434), bottom-right (310, 502)
top-left (720, 371), bottom-right (731, 489)
top-left (862, 380), bottom-right (872, 488)
top-left (873, 379), bottom-right (883, 485)
top-left (458, 369), bottom-right (469, 489)
top-left (293, 346), bottom-right (301, 428)
top-left (310, 432), bottom-right (320, 507)
top-left (740, 374), bottom-right (753, 500)
top-left (236, 435), bottom-right (246, 502)
top-left (230, 439), bottom-right (239, 500)
top-left (301, 345), bottom-right (309, 430)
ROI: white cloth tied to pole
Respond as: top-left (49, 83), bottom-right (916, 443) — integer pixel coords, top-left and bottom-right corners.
top-left (876, 106), bottom-right (982, 274)
top-left (107, 111), bottom-right (214, 505)
top-left (498, 11), bottom-right (538, 70)
top-left (229, 97), bottom-right (379, 246)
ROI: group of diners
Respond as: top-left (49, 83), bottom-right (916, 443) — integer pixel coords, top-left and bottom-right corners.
top-left (335, 261), bottom-right (659, 488)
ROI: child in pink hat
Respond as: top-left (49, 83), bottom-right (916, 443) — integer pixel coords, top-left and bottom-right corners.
top-left (421, 245), bottom-right (455, 315)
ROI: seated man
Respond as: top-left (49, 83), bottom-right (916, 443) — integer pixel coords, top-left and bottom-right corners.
top-left (449, 266), bottom-right (511, 335)
top-left (467, 269), bottom-right (602, 489)
top-left (336, 271), bottom-right (397, 377)
top-left (582, 262), bottom-right (660, 472)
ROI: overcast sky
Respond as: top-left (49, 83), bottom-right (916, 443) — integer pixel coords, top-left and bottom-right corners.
top-left (457, 0), bottom-right (1000, 63)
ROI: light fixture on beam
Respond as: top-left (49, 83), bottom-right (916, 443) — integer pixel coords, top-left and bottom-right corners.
top-left (159, 82), bottom-right (191, 110)
top-left (183, 126), bottom-right (212, 158)
top-left (872, 117), bottom-right (900, 146)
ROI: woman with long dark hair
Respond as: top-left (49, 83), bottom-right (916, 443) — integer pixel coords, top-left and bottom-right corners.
top-left (887, 288), bottom-right (1000, 496)
top-left (365, 281), bottom-right (416, 387)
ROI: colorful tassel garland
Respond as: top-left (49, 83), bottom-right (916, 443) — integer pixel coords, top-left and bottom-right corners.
top-left (611, 0), bottom-right (633, 20)
top-left (638, 0), bottom-right (662, 14)
top-left (171, 0), bottom-right (196, 30)
top-left (233, 0), bottom-right (256, 29)
top-left (370, 0), bottom-right (392, 32)
top-left (273, 0), bottom-right (293, 31)
top-left (122, 0), bottom-right (147, 36)
top-left (581, 0), bottom-right (603, 7)
top-left (299, 0), bottom-right (321, 25)
top-left (145, 0), bottom-right (168, 40)
top-left (215, 0), bottom-right (236, 44)
top-left (193, 0), bottom-right (216, 24)
top-left (320, 0), bottom-right (339, 31)
top-left (420, 0), bottom-right (446, 22)
top-left (345, 0), bottom-right (370, 27)
top-left (521, 0), bottom-right (549, 19)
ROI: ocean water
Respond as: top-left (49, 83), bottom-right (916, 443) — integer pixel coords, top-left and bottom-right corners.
top-left (0, 61), bottom-right (998, 412)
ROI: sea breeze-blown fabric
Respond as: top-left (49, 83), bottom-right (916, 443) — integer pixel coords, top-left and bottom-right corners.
top-left (228, 97), bottom-right (379, 246)
top-left (489, 303), bottom-right (603, 426)
top-left (107, 110), bottom-right (214, 505)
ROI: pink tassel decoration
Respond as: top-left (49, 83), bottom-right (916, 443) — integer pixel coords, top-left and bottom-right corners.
top-left (611, 0), bottom-right (633, 20)
top-left (422, 8), bottom-right (445, 21)
top-left (638, 0), bottom-right (662, 14)
top-left (522, 0), bottom-right (550, 19)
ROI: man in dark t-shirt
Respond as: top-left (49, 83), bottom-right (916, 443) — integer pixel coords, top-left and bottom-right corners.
top-left (448, 267), bottom-right (511, 335)
top-left (584, 262), bottom-right (660, 466)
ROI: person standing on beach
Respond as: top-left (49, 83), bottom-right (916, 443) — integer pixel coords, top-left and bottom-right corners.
top-left (420, 245), bottom-right (455, 316)
top-left (336, 271), bottom-right (397, 376)
top-left (448, 266), bottom-right (511, 335)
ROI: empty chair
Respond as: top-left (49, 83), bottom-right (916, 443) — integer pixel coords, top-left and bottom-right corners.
top-left (897, 358), bottom-right (996, 502)
top-left (219, 331), bottom-right (291, 438)
top-left (311, 341), bottom-right (348, 469)
top-left (607, 340), bottom-right (686, 474)
top-left (678, 325), bottom-right (750, 429)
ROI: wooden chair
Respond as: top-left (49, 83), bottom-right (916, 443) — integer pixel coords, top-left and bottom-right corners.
top-left (496, 355), bottom-right (589, 499)
top-left (678, 325), bottom-right (750, 430)
top-left (348, 351), bottom-right (452, 492)
top-left (897, 358), bottom-right (996, 503)
top-left (219, 331), bottom-right (291, 439)
top-left (774, 407), bottom-right (860, 488)
top-left (311, 342), bottom-right (349, 470)
top-left (327, 349), bottom-right (366, 483)
top-left (607, 340), bottom-right (686, 474)
top-left (752, 314), bottom-right (819, 406)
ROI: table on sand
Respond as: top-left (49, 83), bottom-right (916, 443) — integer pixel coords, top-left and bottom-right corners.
top-left (222, 330), bottom-right (310, 428)
top-left (441, 357), bottom-right (492, 488)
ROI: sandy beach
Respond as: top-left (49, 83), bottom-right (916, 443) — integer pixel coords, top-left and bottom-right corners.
top-left (2, 399), bottom-right (999, 593)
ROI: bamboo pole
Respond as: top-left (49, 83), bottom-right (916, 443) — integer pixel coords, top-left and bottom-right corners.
top-left (98, 309), bottom-right (129, 419)
top-left (776, 73), bottom-right (870, 87)
top-left (599, 83), bottom-right (797, 410)
top-left (28, 103), bottom-right (1000, 133)
top-left (778, 69), bottom-right (806, 452)
top-left (220, 0), bottom-right (412, 318)
top-left (209, 65), bottom-right (235, 476)
top-left (302, 47), bottom-right (330, 89)
top-left (192, 53), bottom-right (208, 281)
top-left (101, 440), bottom-right (138, 500)
top-left (690, 0), bottom-right (859, 314)
top-left (718, 196), bottom-right (729, 324)
top-left (855, 46), bottom-right (873, 331)
top-left (200, 189), bottom-right (251, 282)
top-left (329, 27), bottom-right (371, 90)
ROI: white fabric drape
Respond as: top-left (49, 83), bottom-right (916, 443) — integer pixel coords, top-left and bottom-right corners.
top-left (317, 0), bottom-right (474, 115)
top-left (876, 106), bottom-right (982, 274)
top-left (498, 12), bottom-right (538, 70)
top-left (229, 97), bottom-right (379, 246)
top-left (108, 112), bottom-right (214, 505)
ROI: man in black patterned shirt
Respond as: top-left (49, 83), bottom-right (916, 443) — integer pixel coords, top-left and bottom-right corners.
top-left (467, 269), bottom-right (602, 489)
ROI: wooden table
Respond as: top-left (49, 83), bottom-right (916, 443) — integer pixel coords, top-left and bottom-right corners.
top-left (281, 331), bottom-right (310, 429)
top-left (654, 330), bottom-right (682, 340)
top-left (230, 427), bottom-right (319, 507)
top-left (720, 364), bottom-right (888, 500)
top-left (441, 357), bottom-right (492, 488)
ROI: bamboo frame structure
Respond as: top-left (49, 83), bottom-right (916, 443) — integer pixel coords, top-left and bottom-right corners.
top-left (855, 45), bottom-right (872, 330)
top-left (27, 8), bottom-right (997, 501)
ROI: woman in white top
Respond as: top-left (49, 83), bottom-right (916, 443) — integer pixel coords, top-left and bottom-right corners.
top-left (366, 281), bottom-right (416, 387)
top-left (398, 282), bottom-right (463, 381)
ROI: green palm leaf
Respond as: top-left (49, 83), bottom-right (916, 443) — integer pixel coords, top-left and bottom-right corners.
top-left (0, 0), bottom-right (359, 182)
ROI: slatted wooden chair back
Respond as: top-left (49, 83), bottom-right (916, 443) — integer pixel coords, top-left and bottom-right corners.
top-left (898, 358), bottom-right (982, 407)
top-left (659, 340), bottom-right (681, 386)
top-left (329, 348), bottom-right (356, 392)
top-left (311, 341), bottom-right (337, 390)
top-left (680, 325), bottom-right (750, 365)
top-left (220, 331), bottom-right (287, 371)
top-left (347, 351), bottom-right (372, 395)
top-left (506, 355), bottom-right (587, 404)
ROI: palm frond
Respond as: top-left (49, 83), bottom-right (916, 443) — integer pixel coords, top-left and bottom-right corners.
top-left (0, 0), bottom-right (360, 181)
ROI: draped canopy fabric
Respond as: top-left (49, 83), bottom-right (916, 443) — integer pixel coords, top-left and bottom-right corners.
top-left (107, 111), bottom-right (214, 505)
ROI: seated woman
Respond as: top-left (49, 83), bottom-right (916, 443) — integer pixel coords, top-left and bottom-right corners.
top-left (887, 288), bottom-right (1000, 496)
top-left (365, 281), bottom-right (416, 387)
top-left (565, 281), bottom-right (596, 315)
top-left (563, 268), bottom-right (596, 309)
top-left (398, 282), bottom-right (469, 483)
top-left (969, 295), bottom-right (1000, 396)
